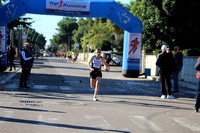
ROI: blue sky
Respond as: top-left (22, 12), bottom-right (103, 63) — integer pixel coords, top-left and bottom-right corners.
top-left (24, 0), bottom-right (132, 45)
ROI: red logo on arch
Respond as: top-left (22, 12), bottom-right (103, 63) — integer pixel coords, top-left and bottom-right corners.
top-left (58, 0), bottom-right (64, 8)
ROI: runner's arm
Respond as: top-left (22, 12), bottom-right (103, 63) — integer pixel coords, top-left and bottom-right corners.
top-left (88, 56), bottom-right (94, 71)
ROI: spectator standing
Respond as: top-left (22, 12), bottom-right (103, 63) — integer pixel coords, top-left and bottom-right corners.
top-left (156, 45), bottom-right (175, 99)
top-left (172, 46), bottom-right (183, 93)
top-left (106, 54), bottom-right (112, 65)
top-left (19, 43), bottom-right (35, 89)
top-left (8, 45), bottom-right (16, 71)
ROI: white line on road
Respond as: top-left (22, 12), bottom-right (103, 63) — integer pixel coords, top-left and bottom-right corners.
top-left (60, 86), bottom-right (73, 91)
top-left (5, 84), bottom-right (18, 89)
top-left (129, 116), bottom-right (161, 132)
top-left (171, 117), bottom-right (200, 131)
top-left (0, 68), bottom-right (21, 84)
top-left (84, 115), bottom-right (111, 128)
top-left (34, 85), bottom-right (48, 90)
top-left (64, 81), bottom-right (80, 84)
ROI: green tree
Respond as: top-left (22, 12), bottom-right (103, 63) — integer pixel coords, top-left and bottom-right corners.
top-left (84, 19), bottom-right (114, 51)
top-left (130, 0), bottom-right (200, 50)
top-left (96, 39), bottom-right (112, 51)
top-left (113, 34), bottom-right (124, 52)
top-left (51, 17), bottom-right (78, 52)
top-left (72, 18), bottom-right (93, 49)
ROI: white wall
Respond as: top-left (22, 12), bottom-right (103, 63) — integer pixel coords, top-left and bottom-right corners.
top-left (144, 55), bottom-right (199, 84)
top-left (78, 52), bottom-right (94, 62)
top-left (145, 55), bottom-right (157, 76)
top-left (181, 56), bottom-right (198, 84)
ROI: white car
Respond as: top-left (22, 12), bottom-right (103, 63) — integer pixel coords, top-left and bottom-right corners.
top-left (43, 53), bottom-right (49, 57)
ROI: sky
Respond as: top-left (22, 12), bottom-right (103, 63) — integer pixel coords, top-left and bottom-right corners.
top-left (24, 0), bottom-right (131, 45)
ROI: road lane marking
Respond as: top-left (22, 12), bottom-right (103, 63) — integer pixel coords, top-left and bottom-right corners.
top-left (34, 85), bottom-right (47, 90)
top-left (84, 115), bottom-right (111, 128)
top-left (5, 84), bottom-right (18, 89)
top-left (60, 86), bottom-right (73, 91)
top-left (129, 116), bottom-right (161, 131)
top-left (171, 117), bottom-right (200, 131)
top-left (64, 81), bottom-right (80, 84)
top-left (0, 68), bottom-right (21, 85)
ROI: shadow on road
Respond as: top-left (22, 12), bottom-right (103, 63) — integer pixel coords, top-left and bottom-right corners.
top-left (0, 116), bottom-right (130, 133)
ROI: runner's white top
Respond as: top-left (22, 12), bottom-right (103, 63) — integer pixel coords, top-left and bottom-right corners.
top-left (92, 56), bottom-right (102, 69)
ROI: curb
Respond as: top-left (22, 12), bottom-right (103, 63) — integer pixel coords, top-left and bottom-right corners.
top-left (0, 68), bottom-right (21, 85)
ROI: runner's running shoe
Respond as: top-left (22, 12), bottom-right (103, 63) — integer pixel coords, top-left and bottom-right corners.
top-left (93, 96), bottom-right (98, 101)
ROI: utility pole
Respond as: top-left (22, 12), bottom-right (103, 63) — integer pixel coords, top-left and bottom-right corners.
top-left (35, 34), bottom-right (41, 49)
top-left (83, 29), bottom-right (85, 61)
top-left (87, 21), bottom-right (91, 60)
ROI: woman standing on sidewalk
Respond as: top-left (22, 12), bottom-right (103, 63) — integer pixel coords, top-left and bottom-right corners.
top-left (195, 57), bottom-right (200, 112)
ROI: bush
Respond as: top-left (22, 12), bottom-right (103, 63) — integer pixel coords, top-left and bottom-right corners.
top-left (182, 49), bottom-right (200, 56)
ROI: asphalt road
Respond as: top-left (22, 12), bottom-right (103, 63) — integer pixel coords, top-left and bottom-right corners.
top-left (0, 57), bottom-right (199, 133)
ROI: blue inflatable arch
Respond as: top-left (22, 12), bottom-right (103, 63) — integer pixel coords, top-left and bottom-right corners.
top-left (0, 0), bottom-right (142, 77)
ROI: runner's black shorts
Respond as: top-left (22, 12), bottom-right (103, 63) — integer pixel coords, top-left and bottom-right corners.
top-left (90, 68), bottom-right (102, 79)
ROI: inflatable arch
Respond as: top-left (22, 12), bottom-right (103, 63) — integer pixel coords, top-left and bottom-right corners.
top-left (0, 0), bottom-right (142, 77)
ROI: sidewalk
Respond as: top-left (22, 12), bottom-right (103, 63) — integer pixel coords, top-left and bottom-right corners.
top-left (0, 58), bottom-right (21, 85)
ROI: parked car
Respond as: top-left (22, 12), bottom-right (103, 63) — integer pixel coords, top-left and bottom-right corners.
top-left (111, 54), bottom-right (121, 66)
top-left (101, 51), bottom-right (121, 66)
top-left (43, 53), bottom-right (49, 57)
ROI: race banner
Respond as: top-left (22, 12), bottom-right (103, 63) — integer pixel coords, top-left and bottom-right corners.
top-left (127, 33), bottom-right (142, 64)
top-left (46, 0), bottom-right (90, 15)
top-left (0, 26), bottom-right (6, 53)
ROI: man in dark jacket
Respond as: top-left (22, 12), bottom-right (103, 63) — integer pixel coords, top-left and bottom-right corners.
top-left (156, 45), bottom-right (175, 99)
top-left (8, 45), bottom-right (16, 71)
top-left (172, 46), bottom-right (183, 93)
top-left (19, 43), bottom-right (34, 89)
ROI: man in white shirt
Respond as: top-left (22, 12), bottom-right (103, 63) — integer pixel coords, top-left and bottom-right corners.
top-left (19, 43), bottom-right (35, 89)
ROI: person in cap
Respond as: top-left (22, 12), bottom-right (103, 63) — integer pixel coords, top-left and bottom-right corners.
top-left (19, 42), bottom-right (35, 89)
top-left (156, 45), bottom-right (175, 99)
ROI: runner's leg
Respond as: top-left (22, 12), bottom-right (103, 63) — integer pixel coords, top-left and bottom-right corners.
top-left (90, 78), bottom-right (96, 88)
top-left (94, 77), bottom-right (101, 96)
